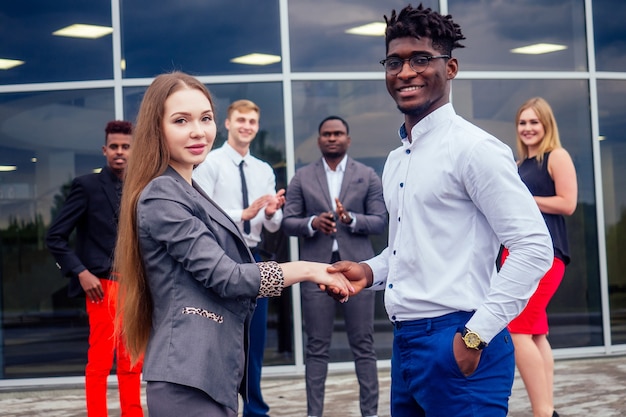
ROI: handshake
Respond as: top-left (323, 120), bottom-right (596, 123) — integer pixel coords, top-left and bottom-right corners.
top-left (317, 261), bottom-right (374, 303)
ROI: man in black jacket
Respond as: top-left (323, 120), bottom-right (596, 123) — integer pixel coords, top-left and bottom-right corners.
top-left (46, 120), bottom-right (143, 417)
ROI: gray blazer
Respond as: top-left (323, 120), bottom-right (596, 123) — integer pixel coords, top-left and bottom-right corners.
top-left (138, 167), bottom-right (261, 412)
top-left (282, 157), bottom-right (387, 263)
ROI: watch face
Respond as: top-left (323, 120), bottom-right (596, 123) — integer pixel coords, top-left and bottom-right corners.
top-left (464, 332), bottom-right (481, 349)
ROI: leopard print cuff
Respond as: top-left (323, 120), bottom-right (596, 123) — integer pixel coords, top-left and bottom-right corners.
top-left (257, 261), bottom-right (284, 298)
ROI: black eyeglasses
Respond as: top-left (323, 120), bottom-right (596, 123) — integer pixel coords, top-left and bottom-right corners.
top-left (379, 55), bottom-right (450, 75)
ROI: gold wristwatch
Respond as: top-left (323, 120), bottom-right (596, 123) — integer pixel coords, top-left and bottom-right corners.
top-left (461, 327), bottom-right (488, 350)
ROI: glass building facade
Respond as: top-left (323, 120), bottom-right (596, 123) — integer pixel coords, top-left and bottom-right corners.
top-left (0, 0), bottom-right (625, 384)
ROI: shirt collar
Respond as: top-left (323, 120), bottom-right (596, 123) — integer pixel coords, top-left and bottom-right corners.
top-left (322, 154), bottom-right (348, 173)
top-left (222, 141), bottom-right (250, 165)
top-left (398, 103), bottom-right (456, 146)
top-left (102, 165), bottom-right (122, 183)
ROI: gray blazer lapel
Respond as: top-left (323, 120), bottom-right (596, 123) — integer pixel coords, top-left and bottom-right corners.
top-left (314, 159), bottom-right (333, 210)
top-left (160, 167), bottom-right (246, 247)
top-left (189, 175), bottom-right (254, 261)
top-left (192, 181), bottom-right (243, 239)
top-left (339, 157), bottom-right (355, 202)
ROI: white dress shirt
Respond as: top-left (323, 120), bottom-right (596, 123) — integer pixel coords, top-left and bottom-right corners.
top-left (305, 156), bottom-right (356, 252)
top-left (192, 142), bottom-right (283, 248)
top-left (364, 103), bottom-right (552, 343)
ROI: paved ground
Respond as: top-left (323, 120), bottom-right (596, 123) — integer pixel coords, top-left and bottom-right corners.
top-left (1, 355), bottom-right (625, 416)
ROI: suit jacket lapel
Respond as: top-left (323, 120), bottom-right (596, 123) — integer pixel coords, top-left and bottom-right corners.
top-left (162, 167), bottom-right (253, 260)
top-left (99, 166), bottom-right (120, 220)
top-left (339, 156), bottom-right (354, 202)
top-left (192, 181), bottom-right (243, 239)
top-left (194, 182), bottom-right (254, 261)
top-left (315, 159), bottom-right (333, 210)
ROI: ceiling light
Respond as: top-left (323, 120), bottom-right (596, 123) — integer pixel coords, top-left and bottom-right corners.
top-left (510, 43), bottom-right (567, 55)
top-left (53, 24), bottom-right (113, 39)
top-left (345, 22), bottom-right (386, 36)
top-left (0, 166), bottom-right (17, 172)
top-left (230, 53), bottom-right (281, 66)
top-left (93, 168), bottom-right (102, 173)
top-left (0, 58), bottom-right (25, 70)
top-left (598, 136), bottom-right (606, 141)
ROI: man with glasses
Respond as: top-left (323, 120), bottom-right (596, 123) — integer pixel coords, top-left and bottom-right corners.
top-left (330, 4), bottom-right (552, 417)
top-left (282, 116), bottom-right (387, 417)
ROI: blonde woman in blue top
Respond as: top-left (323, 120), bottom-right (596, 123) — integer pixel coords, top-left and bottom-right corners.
top-left (503, 97), bottom-right (577, 417)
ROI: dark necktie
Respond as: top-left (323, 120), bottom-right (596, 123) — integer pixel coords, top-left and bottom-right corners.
top-left (239, 160), bottom-right (251, 234)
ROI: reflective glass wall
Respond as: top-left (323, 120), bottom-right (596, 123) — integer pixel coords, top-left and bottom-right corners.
top-left (1, 0), bottom-right (625, 382)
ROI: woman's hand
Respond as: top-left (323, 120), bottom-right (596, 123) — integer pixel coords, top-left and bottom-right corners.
top-left (322, 271), bottom-right (356, 303)
top-left (279, 261), bottom-right (354, 301)
top-left (326, 261), bottom-right (371, 294)
top-left (305, 262), bottom-right (354, 301)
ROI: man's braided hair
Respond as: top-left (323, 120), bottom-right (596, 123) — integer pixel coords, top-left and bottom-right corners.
top-left (384, 3), bottom-right (466, 56)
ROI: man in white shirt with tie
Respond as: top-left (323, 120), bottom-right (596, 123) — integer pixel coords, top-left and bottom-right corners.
top-left (193, 99), bottom-right (285, 417)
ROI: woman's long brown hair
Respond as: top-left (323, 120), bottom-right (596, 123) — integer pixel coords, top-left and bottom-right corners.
top-left (113, 72), bottom-right (215, 363)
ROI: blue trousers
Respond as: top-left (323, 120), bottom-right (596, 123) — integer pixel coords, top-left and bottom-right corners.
top-left (243, 297), bottom-right (269, 417)
top-left (391, 311), bottom-right (515, 417)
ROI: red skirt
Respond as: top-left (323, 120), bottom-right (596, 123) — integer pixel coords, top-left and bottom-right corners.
top-left (500, 247), bottom-right (565, 335)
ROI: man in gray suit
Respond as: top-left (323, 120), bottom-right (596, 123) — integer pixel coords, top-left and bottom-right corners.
top-left (282, 116), bottom-right (387, 417)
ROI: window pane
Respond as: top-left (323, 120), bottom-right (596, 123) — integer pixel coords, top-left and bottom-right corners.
top-left (593, 0), bottom-right (626, 72)
top-left (288, 0), bottom-right (438, 72)
top-left (0, 1), bottom-right (113, 84)
top-left (597, 80), bottom-right (626, 344)
top-left (450, 0), bottom-right (587, 71)
top-left (454, 79), bottom-right (602, 347)
top-left (120, 1), bottom-right (281, 78)
top-left (0, 88), bottom-right (115, 377)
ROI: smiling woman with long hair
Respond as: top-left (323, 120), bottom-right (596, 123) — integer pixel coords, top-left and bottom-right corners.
top-left (113, 71), bottom-right (353, 417)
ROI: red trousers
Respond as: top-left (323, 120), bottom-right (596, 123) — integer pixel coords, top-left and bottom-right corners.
top-left (85, 278), bottom-right (143, 417)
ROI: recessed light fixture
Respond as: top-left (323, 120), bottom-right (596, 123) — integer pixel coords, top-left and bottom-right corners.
top-left (53, 24), bottom-right (113, 39)
top-left (93, 168), bottom-right (102, 173)
top-left (0, 58), bottom-right (25, 70)
top-left (0, 165), bottom-right (17, 172)
top-left (510, 43), bottom-right (567, 55)
top-left (345, 22), bottom-right (386, 36)
top-left (598, 135), bottom-right (606, 141)
top-left (31, 157), bottom-right (37, 163)
top-left (230, 53), bottom-right (281, 66)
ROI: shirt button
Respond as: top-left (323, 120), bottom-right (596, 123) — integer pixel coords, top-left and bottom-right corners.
top-left (405, 149), bottom-right (411, 154)
top-left (400, 182), bottom-right (404, 188)
top-left (393, 250), bottom-right (396, 255)
top-left (398, 217), bottom-right (400, 222)
top-left (392, 315), bottom-right (396, 321)
top-left (388, 283), bottom-right (393, 289)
